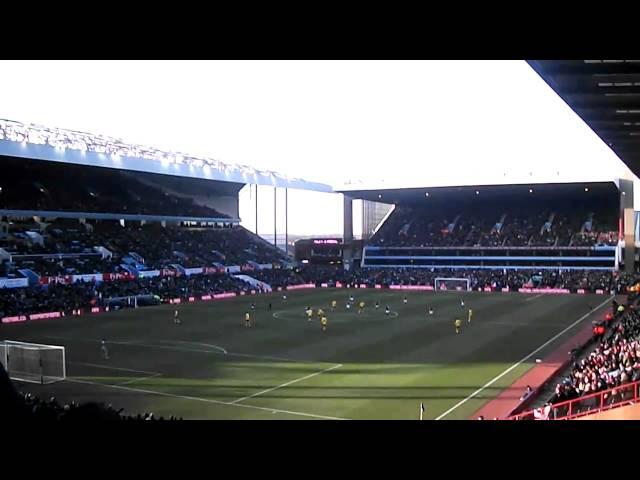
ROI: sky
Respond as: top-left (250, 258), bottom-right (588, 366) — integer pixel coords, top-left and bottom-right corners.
top-left (0, 60), bottom-right (635, 236)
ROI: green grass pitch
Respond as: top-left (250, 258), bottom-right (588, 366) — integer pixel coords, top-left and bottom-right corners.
top-left (1, 288), bottom-right (610, 419)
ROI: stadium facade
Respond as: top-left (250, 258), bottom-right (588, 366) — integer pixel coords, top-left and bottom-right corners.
top-left (338, 180), bottom-right (636, 273)
top-left (1, 116), bottom-right (639, 287)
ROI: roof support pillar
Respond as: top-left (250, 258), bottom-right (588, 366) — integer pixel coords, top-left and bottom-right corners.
top-left (619, 179), bottom-right (635, 273)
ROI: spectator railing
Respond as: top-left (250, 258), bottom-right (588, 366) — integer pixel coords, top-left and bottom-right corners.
top-left (506, 378), bottom-right (640, 420)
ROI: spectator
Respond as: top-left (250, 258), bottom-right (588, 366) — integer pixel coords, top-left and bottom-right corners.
top-left (520, 385), bottom-right (534, 402)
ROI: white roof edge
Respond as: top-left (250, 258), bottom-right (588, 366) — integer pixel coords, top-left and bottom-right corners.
top-left (0, 119), bottom-right (334, 193)
top-left (336, 178), bottom-right (619, 192)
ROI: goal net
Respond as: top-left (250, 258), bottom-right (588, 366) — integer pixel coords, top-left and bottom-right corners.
top-left (434, 277), bottom-right (471, 292)
top-left (0, 340), bottom-right (66, 384)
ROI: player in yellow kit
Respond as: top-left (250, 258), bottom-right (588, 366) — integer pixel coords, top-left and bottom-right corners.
top-left (244, 312), bottom-right (251, 328)
top-left (321, 316), bottom-right (328, 332)
top-left (306, 308), bottom-right (314, 321)
top-left (455, 318), bottom-right (462, 334)
top-left (468, 308), bottom-right (473, 323)
top-left (317, 308), bottom-right (325, 319)
top-left (331, 300), bottom-right (337, 310)
top-left (358, 301), bottom-right (365, 314)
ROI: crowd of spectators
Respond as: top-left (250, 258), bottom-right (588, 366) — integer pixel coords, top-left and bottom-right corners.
top-left (0, 156), bottom-right (228, 218)
top-left (1, 223), bottom-right (289, 277)
top-left (248, 268), bottom-right (307, 288)
top-left (295, 267), bottom-right (622, 293)
top-left (0, 358), bottom-right (181, 421)
top-left (2, 265), bottom-right (636, 319)
top-left (370, 202), bottom-right (618, 249)
top-left (19, 393), bottom-right (183, 421)
top-left (549, 303), bottom-right (640, 411)
top-left (0, 272), bottom-right (253, 317)
top-left (572, 231), bottom-right (619, 247)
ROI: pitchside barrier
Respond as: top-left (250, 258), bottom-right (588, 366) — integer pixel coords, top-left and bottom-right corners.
top-left (1, 283), bottom-right (615, 325)
top-left (507, 378), bottom-right (640, 420)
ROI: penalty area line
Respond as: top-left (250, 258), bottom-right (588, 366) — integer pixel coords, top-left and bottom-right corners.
top-left (69, 361), bottom-right (160, 376)
top-left (117, 373), bottom-right (163, 386)
top-left (65, 377), bottom-right (347, 420)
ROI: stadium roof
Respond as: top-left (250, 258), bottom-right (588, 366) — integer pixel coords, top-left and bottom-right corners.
top-left (529, 60), bottom-right (640, 178)
top-left (338, 181), bottom-right (619, 205)
top-left (0, 119), bottom-right (333, 193)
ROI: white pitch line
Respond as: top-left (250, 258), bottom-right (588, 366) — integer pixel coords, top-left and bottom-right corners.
top-left (65, 377), bottom-right (347, 420)
top-left (161, 340), bottom-right (227, 354)
top-left (44, 335), bottom-right (300, 363)
top-left (117, 373), bottom-right (162, 386)
top-left (70, 361), bottom-right (160, 376)
top-left (138, 340), bottom-right (300, 363)
top-left (435, 295), bottom-right (614, 420)
top-left (525, 294), bottom-right (544, 302)
top-left (224, 351), bottom-right (302, 363)
top-left (230, 363), bottom-right (343, 405)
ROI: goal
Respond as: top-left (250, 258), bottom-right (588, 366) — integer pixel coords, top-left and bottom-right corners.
top-left (434, 277), bottom-right (471, 292)
top-left (0, 340), bottom-right (66, 384)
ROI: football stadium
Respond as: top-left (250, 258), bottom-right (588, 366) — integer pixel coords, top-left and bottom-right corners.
top-left (2, 60), bottom-right (640, 421)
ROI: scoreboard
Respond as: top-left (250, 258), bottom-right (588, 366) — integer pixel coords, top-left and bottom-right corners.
top-left (295, 238), bottom-right (343, 265)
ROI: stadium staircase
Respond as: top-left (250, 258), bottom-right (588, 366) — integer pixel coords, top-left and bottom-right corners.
top-left (17, 268), bottom-right (40, 286)
top-left (94, 246), bottom-right (113, 260)
top-left (232, 274), bottom-right (271, 292)
top-left (581, 213), bottom-right (594, 234)
top-left (493, 214), bottom-right (507, 233)
top-left (170, 264), bottom-right (187, 275)
top-left (119, 264), bottom-right (138, 275)
top-left (447, 215), bottom-right (460, 233)
top-left (540, 213), bottom-right (555, 235)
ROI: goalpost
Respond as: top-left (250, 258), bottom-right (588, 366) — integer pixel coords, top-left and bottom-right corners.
top-left (434, 277), bottom-right (471, 292)
top-left (0, 340), bottom-right (66, 384)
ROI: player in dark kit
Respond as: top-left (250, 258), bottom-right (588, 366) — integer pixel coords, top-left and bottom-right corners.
top-left (101, 339), bottom-right (110, 360)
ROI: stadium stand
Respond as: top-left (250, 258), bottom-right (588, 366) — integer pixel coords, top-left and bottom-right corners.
top-left (504, 294), bottom-right (640, 420)
top-left (295, 266), bottom-right (622, 293)
top-left (550, 306), bottom-right (640, 406)
top-left (3, 264), bottom-right (635, 319)
top-left (370, 193), bottom-right (618, 248)
top-left (0, 272), bottom-right (255, 318)
top-left (0, 156), bottom-right (230, 218)
top-left (1, 223), bottom-right (288, 277)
